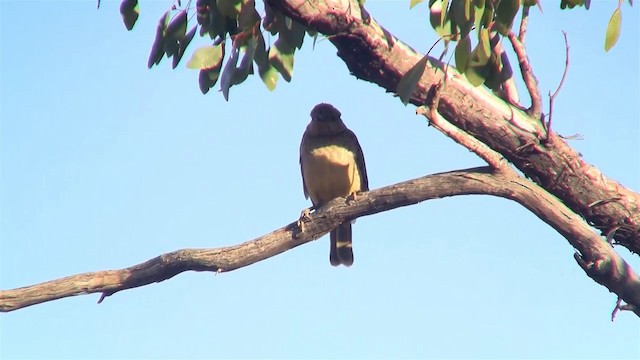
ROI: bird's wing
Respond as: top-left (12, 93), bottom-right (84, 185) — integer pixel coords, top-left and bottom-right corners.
top-left (299, 138), bottom-right (310, 200)
top-left (345, 129), bottom-right (369, 191)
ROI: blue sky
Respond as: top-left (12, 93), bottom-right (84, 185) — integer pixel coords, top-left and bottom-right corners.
top-left (1, 0), bottom-right (639, 358)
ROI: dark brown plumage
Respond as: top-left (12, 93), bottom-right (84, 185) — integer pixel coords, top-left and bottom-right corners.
top-left (299, 103), bottom-right (368, 266)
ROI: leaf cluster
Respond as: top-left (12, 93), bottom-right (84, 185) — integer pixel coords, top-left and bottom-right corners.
top-left (397, 0), bottom-right (633, 104)
top-left (119, 0), bottom-right (316, 98)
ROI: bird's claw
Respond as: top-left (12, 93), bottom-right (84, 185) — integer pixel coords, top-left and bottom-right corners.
top-left (296, 208), bottom-right (312, 235)
top-left (346, 191), bottom-right (359, 205)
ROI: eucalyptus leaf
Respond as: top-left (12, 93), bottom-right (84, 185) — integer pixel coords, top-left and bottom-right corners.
top-left (397, 54), bottom-right (429, 106)
top-left (119, 0), bottom-right (139, 31)
top-left (604, 7), bottom-right (622, 52)
top-left (186, 44), bottom-right (224, 70)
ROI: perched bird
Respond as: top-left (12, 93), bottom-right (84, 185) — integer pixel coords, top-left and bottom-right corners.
top-left (299, 103), bottom-right (369, 266)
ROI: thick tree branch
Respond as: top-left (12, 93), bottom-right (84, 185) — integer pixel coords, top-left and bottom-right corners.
top-left (2, 168), bottom-right (639, 316)
top-left (265, 0), bottom-right (640, 254)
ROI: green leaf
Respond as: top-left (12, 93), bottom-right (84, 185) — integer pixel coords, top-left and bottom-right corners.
top-left (119, 0), bottom-right (139, 31)
top-left (451, 0), bottom-right (473, 39)
top-left (253, 32), bottom-right (278, 91)
top-left (268, 38), bottom-right (294, 82)
top-left (430, 0), bottom-right (454, 38)
top-left (473, 0), bottom-right (485, 31)
top-left (186, 44), bottom-right (224, 70)
top-left (455, 35), bottom-right (471, 71)
top-left (260, 66), bottom-right (278, 91)
top-left (494, 0), bottom-right (519, 36)
top-left (477, 27), bottom-right (491, 63)
top-left (441, 0), bottom-right (449, 27)
top-left (604, 7), bottom-right (622, 52)
top-left (410, 0), bottom-right (425, 8)
top-left (465, 63), bottom-right (488, 86)
top-left (396, 54), bottom-right (429, 106)
top-left (280, 17), bottom-right (306, 49)
top-left (480, 0), bottom-right (493, 27)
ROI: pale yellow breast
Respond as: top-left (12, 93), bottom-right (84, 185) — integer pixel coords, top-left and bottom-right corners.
top-left (302, 145), bottom-right (362, 205)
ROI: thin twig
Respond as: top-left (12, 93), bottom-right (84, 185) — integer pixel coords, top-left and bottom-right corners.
top-left (507, 31), bottom-right (542, 119)
top-left (547, 31), bottom-right (570, 137)
top-left (612, 297), bottom-right (622, 321)
top-left (417, 84), bottom-right (507, 171)
top-left (518, 5), bottom-right (530, 45)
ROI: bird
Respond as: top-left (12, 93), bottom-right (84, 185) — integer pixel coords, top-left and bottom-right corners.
top-left (299, 103), bottom-right (369, 266)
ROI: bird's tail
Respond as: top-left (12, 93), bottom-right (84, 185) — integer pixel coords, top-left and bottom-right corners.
top-left (330, 223), bottom-right (353, 266)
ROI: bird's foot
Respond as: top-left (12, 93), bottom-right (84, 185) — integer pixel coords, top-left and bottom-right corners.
top-left (346, 191), bottom-right (361, 205)
top-left (295, 207), bottom-right (313, 237)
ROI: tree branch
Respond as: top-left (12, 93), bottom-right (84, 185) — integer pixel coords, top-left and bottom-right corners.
top-left (417, 88), bottom-right (506, 170)
top-left (2, 168), bottom-right (639, 316)
top-left (265, 0), bottom-right (640, 255)
top-left (507, 30), bottom-right (542, 119)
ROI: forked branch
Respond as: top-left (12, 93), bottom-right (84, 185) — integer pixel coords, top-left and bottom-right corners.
top-left (265, 0), bottom-right (640, 254)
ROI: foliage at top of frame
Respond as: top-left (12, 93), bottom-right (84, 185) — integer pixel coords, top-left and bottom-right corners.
top-left (115, 0), bottom-right (632, 100)
top-left (118, 0), bottom-right (314, 98)
top-left (399, 0), bottom-right (632, 103)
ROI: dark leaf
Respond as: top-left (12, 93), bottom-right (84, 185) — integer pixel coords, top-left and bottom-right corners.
top-left (455, 35), bottom-right (471, 72)
top-left (147, 11), bottom-right (170, 68)
top-left (119, 0), bottom-right (139, 31)
top-left (238, 0), bottom-right (261, 30)
top-left (280, 16), bottom-right (306, 49)
top-left (494, 0), bottom-right (519, 36)
top-left (221, 45), bottom-right (240, 100)
top-left (166, 9), bottom-right (188, 41)
top-left (217, 0), bottom-right (241, 18)
top-left (397, 54), bottom-right (429, 105)
top-left (172, 26), bottom-right (197, 69)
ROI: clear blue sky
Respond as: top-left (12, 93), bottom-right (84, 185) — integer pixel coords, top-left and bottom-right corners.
top-left (1, 0), bottom-right (639, 358)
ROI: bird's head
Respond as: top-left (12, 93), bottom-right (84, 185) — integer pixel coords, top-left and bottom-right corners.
top-left (310, 103), bottom-right (342, 123)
